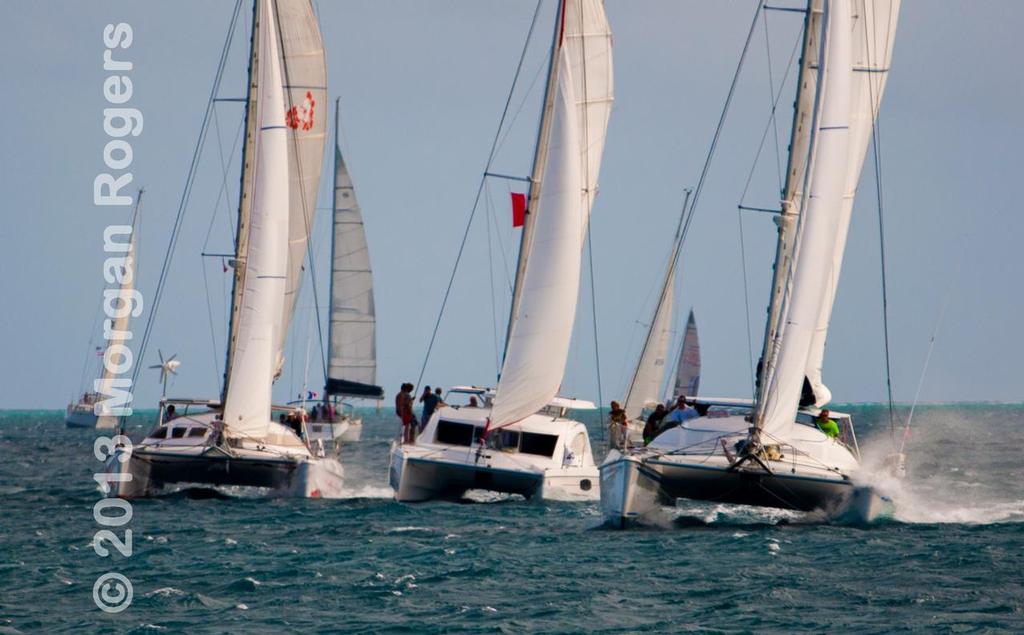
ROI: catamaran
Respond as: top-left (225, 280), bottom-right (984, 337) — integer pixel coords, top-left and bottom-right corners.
top-left (67, 196), bottom-right (142, 430)
top-left (601, 0), bottom-right (901, 526)
top-left (106, 0), bottom-right (342, 498)
top-left (305, 99), bottom-right (384, 446)
top-left (389, 0), bottom-right (614, 503)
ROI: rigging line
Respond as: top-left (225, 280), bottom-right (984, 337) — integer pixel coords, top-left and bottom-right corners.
top-left (484, 179), bottom-right (514, 294)
top-left (761, 7), bottom-right (785, 191)
top-left (414, 0), bottom-right (545, 392)
top-left (124, 0), bottom-right (244, 429)
top-left (862, 7), bottom-right (896, 446)
top-left (736, 210), bottom-right (756, 396)
top-left (586, 221), bottom-right (605, 441)
top-left (484, 181), bottom-right (501, 379)
top-left (679, 0), bottom-right (766, 254)
top-left (200, 260), bottom-right (223, 389)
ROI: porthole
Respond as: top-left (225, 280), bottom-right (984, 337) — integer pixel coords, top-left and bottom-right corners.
top-left (580, 479), bottom-right (592, 491)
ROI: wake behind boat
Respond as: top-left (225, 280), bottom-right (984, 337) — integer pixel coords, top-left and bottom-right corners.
top-left (601, 0), bottom-right (901, 526)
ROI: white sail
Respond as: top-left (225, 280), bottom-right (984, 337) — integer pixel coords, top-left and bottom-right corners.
top-left (672, 310), bottom-right (701, 400)
top-left (326, 130), bottom-right (381, 398)
top-left (803, 0), bottom-right (901, 406)
top-left (273, 0), bottom-right (328, 376)
top-left (222, 0), bottom-right (290, 439)
top-left (624, 274), bottom-right (674, 420)
top-left (758, 0), bottom-right (852, 441)
top-left (490, 0), bottom-right (613, 429)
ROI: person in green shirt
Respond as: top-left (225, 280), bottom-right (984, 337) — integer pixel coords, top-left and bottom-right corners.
top-left (816, 409), bottom-right (840, 439)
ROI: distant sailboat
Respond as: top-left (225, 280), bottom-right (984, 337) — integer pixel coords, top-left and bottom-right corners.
top-left (67, 196), bottom-right (142, 430)
top-left (601, 0), bottom-right (900, 526)
top-left (669, 310), bottom-right (701, 402)
top-left (106, 0), bottom-right (341, 498)
top-left (307, 98), bottom-right (385, 445)
top-left (389, 0), bottom-right (614, 503)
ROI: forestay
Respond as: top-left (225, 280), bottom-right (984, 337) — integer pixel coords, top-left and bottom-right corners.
top-left (223, 0), bottom-right (290, 439)
top-left (490, 0), bottom-right (614, 429)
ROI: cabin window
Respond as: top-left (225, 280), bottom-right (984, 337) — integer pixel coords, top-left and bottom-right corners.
top-left (187, 427), bottom-right (207, 438)
top-left (435, 420), bottom-right (481, 447)
top-left (171, 427), bottom-right (187, 439)
top-left (520, 432), bottom-right (558, 457)
top-left (150, 427), bottom-right (168, 440)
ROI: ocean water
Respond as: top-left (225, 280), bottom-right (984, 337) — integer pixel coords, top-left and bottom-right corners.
top-left (1, 404), bottom-right (1022, 633)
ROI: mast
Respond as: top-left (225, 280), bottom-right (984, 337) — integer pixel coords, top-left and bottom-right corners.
top-left (752, 0), bottom-right (822, 427)
top-left (622, 190), bottom-right (690, 420)
top-left (502, 0), bottom-right (567, 363)
top-left (323, 97), bottom-right (339, 397)
top-left (222, 0), bottom-right (261, 402)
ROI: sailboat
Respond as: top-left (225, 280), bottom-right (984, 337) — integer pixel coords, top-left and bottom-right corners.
top-left (306, 99), bottom-right (384, 446)
top-left (105, 0), bottom-right (341, 498)
top-left (601, 0), bottom-right (900, 526)
top-left (389, 0), bottom-right (614, 503)
top-left (67, 195), bottom-right (142, 430)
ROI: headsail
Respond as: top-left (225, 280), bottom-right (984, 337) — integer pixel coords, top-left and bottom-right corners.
top-left (803, 0), bottom-right (901, 406)
top-left (756, 0), bottom-right (852, 441)
top-left (490, 0), bottom-right (614, 429)
top-left (222, 0), bottom-right (290, 438)
top-left (325, 100), bottom-right (383, 400)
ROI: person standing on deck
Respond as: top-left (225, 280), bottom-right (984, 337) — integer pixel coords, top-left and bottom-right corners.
top-left (395, 383), bottom-right (417, 443)
top-left (608, 401), bottom-right (629, 450)
top-left (419, 385), bottom-right (440, 432)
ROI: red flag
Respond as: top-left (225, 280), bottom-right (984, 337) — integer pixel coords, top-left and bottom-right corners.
top-left (510, 192), bottom-right (527, 228)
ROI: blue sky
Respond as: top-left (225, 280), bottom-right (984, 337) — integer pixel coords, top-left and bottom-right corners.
top-left (2, 1), bottom-right (1022, 409)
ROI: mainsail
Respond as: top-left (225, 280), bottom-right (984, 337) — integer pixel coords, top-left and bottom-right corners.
top-left (325, 100), bottom-right (383, 399)
top-left (222, 0), bottom-right (290, 438)
top-left (756, 0), bottom-right (853, 441)
top-left (672, 310), bottom-right (701, 400)
top-left (803, 0), bottom-right (901, 405)
top-left (490, 0), bottom-right (613, 429)
top-left (223, 0), bottom-right (327, 394)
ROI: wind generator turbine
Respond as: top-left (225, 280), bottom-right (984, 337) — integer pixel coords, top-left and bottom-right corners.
top-left (148, 350), bottom-right (180, 399)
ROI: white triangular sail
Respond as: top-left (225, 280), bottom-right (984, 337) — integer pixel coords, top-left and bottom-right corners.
top-left (222, 0), bottom-right (290, 439)
top-left (672, 310), bottom-right (701, 400)
top-left (325, 104), bottom-right (382, 399)
top-left (490, 0), bottom-right (613, 429)
top-left (803, 0), bottom-right (901, 406)
top-left (757, 0), bottom-right (852, 441)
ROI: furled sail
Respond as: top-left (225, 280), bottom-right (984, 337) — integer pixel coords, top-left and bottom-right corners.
top-left (325, 102), bottom-right (383, 399)
top-left (757, 0), bottom-right (852, 441)
top-left (222, 0), bottom-right (290, 438)
top-left (491, 0), bottom-right (614, 429)
top-left (672, 310), bottom-right (701, 400)
top-left (274, 0), bottom-right (328, 376)
top-left (803, 0), bottom-right (901, 406)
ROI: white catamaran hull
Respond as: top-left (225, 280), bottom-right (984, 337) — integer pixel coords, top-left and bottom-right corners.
top-left (600, 412), bottom-right (886, 525)
top-left (389, 406), bottom-right (599, 503)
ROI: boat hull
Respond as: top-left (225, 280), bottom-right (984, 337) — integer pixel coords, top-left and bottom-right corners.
top-left (390, 443), bottom-right (598, 503)
top-left (65, 408), bottom-right (117, 430)
top-left (104, 445), bottom-right (343, 499)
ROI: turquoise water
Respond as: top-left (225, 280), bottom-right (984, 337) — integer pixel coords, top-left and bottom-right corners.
top-left (1, 405), bottom-right (1022, 633)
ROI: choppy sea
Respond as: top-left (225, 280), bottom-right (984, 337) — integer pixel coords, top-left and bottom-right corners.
top-left (1, 404), bottom-right (1022, 633)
